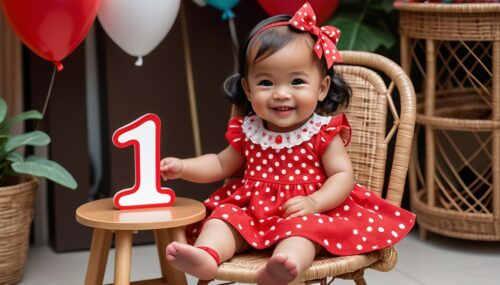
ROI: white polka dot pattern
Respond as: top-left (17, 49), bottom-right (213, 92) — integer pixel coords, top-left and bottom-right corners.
top-left (186, 114), bottom-right (416, 256)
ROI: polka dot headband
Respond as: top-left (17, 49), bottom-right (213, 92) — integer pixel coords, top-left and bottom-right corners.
top-left (253, 2), bottom-right (342, 69)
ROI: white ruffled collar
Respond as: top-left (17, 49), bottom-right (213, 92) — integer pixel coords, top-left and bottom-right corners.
top-left (242, 113), bottom-right (331, 150)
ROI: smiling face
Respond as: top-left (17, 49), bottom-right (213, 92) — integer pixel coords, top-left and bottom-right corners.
top-left (241, 30), bottom-right (330, 133)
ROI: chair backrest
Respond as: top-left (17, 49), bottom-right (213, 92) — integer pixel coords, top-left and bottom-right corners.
top-left (231, 51), bottom-right (416, 207)
top-left (335, 64), bottom-right (389, 198)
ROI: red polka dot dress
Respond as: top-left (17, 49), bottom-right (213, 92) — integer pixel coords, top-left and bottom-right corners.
top-left (189, 113), bottom-right (415, 255)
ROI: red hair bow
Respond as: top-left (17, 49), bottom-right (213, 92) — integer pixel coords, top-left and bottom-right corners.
top-left (289, 2), bottom-right (342, 68)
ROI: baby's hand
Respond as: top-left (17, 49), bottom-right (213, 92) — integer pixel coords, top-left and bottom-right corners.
top-left (160, 157), bottom-right (184, 181)
top-left (282, 196), bottom-right (318, 219)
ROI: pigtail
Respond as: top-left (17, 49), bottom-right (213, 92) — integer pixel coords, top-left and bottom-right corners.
top-left (223, 73), bottom-right (253, 114)
top-left (316, 68), bottom-right (352, 114)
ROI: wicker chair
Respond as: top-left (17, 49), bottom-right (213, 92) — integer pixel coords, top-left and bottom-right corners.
top-left (199, 51), bottom-right (416, 285)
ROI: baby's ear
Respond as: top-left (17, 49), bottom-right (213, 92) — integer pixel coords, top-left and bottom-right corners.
top-left (318, 76), bottom-right (331, 102)
top-left (241, 78), bottom-right (251, 101)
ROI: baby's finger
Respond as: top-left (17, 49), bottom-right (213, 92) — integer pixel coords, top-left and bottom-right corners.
top-left (167, 159), bottom-right (181, 170)
top-left (282, 197), bottom-right (300, 210)
top-left (288, 210), bottom-right (307, 219)
top-left (283, 204), bottom-right (300, 218)
top-left (160, 158), bottom-right (170, 166)
top-left (160, 164), bottom-right (170, 172)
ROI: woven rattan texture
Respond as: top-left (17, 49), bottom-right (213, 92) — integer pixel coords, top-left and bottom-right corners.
top-left (397, 3), bottom-right (500, 41)
top-left (216, 250), bottom-right (380, 284)
top-left (335, 66), bottom-right (388, 198)
top-left (0, 176), bottom-right (37, 285)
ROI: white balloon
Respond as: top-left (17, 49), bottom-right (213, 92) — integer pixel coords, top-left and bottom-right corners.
top-left (98, 0), bottom-right (181, 65)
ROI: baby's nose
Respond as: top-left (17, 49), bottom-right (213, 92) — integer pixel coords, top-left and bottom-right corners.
top-left (273, 87), bottom-right (292, 100)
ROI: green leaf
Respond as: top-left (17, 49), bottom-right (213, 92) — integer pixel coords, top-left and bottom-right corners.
top-left (367, 0), bottom-right (395, 13)
top-left (328, 13), bottom-right (395, 52)
top-left (0, 135), bottom-right (8, 150)
top-left (5, 131), bottom-right (51, 152)
top-left (370, 17), bottom-right (396, 50)
top-left (6, 152), bottom-right (23, 163)
top-left (381, 0), bottom-right (395, 13)
top-left (0, 110), bottom-right (43, 133)
top-left (0, 97), bottom-right (6, 124)
top-left (12, 156), bottom-right (77, 189)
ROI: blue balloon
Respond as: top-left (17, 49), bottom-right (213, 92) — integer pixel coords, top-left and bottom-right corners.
top-left (206, 0), bottom-right (240, 11)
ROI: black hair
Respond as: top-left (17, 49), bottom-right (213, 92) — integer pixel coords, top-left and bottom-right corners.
top-left (223, 15), bottom-right (351, 116)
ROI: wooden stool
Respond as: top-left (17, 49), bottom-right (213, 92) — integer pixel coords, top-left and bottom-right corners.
top-left (76, 197), bottom-right (206, 285)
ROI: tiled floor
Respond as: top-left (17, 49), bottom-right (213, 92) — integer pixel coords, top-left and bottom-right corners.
top-left (19, 229), bottom-right (499, 285)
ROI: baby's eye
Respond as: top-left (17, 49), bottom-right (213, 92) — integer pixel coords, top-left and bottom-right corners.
top-left (258, 80), bottom-right (273, 87)
top-left (291, 79), bottom-right (305, 85)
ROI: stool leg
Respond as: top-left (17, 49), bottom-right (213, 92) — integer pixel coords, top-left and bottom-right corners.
top-left (157, 227), bottom-right (188, 285)
top-left (154, 228), bottom-right (170, 279)
top-left (169, 226), bottom-right (187, 243)
top-left (85, 228), bottom-right (113, 285)
top-left (155, 229), bottom-right (188, 285)
top-left (115, 230), bottom-right (133, 285)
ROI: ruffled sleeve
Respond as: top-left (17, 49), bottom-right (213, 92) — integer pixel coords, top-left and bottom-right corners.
top-left (225, 116), bottom-right (245, 153)
top-left (315, 113), bottom-right (352, 157)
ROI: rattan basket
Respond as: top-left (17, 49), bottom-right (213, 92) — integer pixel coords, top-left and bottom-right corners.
top-left (396, 2), bottom-right (500, 240)
top-left (0, 176), bottom-right (37, 284)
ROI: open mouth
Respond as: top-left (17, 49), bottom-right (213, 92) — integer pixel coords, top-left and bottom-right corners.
top-left (273, 106), bottom-right (295, 111)
top-left (272, 106), bottom-right (295, 116)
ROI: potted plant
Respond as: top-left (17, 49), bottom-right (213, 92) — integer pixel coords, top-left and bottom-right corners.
top-left (0, 97), bottom-right (76, 284)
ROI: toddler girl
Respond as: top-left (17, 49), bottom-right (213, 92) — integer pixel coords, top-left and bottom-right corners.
top-left (161, 3), bottom-right (415, 284)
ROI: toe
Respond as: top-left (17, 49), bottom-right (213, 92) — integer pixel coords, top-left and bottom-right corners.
top-left (166, 244), bottom-right (173, 253)
top-left (171, 241), bottom-right (182, 250)
top-left (166, 242), bottom-right (180, 256)
top-left (283, 258), bottom-right (297, 271)
top-left (271, 253), bottom-right (288, 264)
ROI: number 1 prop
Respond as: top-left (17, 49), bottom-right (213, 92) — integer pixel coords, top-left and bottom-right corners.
top-left (112, 113), bottom-right (175, 209)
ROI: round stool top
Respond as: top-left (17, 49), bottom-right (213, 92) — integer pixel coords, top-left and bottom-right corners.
top-left (76, 197), bottom-right (206, 230)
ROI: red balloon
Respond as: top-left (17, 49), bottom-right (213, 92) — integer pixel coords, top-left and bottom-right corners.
top-left (0, 0), bottom-right (99, 71)
top-left (257, 0), bottom-right (339, 25)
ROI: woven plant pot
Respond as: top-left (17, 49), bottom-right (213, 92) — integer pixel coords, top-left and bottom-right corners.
top-left (0, 176), bottom-right (37, 284)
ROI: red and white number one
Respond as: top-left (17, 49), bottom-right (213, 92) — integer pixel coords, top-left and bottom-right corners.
top-left (112, 113), bottom-right (175, 209)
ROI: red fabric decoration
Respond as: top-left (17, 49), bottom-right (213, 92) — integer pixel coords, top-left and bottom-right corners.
top-left (255, 2), bottom-right (342, 69)
top-left (197, 246), bottom-right (220, 265)
top-left (288, 2), bottom-right (342, 68)
top-left (189, 114), bottom-right (416, 256)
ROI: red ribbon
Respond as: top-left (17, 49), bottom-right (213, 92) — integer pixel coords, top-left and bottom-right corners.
top-left (288, 2), bottom-right (342, 68)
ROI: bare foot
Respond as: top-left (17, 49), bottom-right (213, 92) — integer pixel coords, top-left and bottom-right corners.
top-left (256, 253), bottom-right (298, 285)
top-left (165, 242), bottom-right (218, 280)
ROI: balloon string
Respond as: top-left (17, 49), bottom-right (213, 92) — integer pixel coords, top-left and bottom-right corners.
top-left (228, 17), bottom-right (239, 73)
top-left (36, 66), bottom-right (57, 130)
